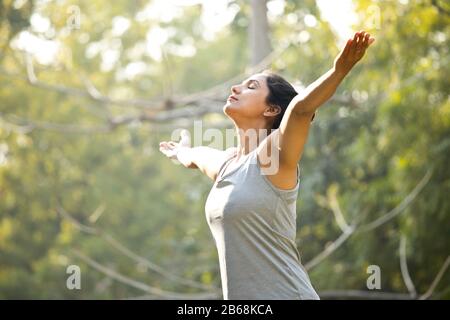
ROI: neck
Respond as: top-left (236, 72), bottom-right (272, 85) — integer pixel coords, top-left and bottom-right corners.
top-left (234, 121), bottom-right (271, 157)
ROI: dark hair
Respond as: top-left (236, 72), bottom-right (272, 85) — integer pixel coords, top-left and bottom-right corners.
top-left (263, 70), bottom-right (315, 130)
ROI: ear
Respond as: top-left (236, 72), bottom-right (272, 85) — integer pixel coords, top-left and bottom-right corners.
top-left (263, 105), bottom-right (281, 117)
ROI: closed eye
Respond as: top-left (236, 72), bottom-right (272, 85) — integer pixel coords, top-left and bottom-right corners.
top-left (245, 79), bottom-right (259, 89)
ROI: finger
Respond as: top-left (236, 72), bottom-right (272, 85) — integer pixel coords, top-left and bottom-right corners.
top-left (343, 39), bottom-right (352, 56)
top-left (368, 37), bottom-right (375, 45)
top-left (359, 30), bottom-right (365, 40)
top-left (352, 32), bottom-right (362, 54)
top-left (356, 31), bottom-right (363, 43)
top-left (363, 33), bottom-right (370, 47)
top-left (353, 32), bottom-right (359, 43)
top-left (365, 33), bottom-right (371, 45)
top-left (349, 33), bottom-right (358, 54)
top-left (359, 34), bottom-right (369, 53)
top-left (357, 31), bottom-right (365, 51)
top-left (162, 143), bottom-right (173, 150)
top-left (159, 145), bottom-right (169, 152)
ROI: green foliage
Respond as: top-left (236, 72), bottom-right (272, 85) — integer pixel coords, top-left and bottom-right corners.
top-left (0, 0), bottom-right (448, 299)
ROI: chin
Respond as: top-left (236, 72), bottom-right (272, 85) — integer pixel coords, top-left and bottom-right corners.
top-left (223, 103), bottom-right (233, 116)
top-left (223, 101), bottom-right (246, 121)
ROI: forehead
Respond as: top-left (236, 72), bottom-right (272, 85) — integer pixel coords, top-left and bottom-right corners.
top-left (242, 73), bottom-right (268, 87)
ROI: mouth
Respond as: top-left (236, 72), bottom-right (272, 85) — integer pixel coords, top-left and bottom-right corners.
top-left (227, 95), bottom-right (238, 102)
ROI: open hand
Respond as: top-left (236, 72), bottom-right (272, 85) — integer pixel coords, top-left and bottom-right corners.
top-left (334, 31), bottom-right (375, 75)
top-left (159, 129), bottom-right (191, 160)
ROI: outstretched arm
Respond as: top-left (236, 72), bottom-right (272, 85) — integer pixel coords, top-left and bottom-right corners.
top-left (292, 31), bottom-right (375, 115)
top-left (159, 130), bottom-right (236, 181)
top-left (258, 31), bottom-right (375, 190)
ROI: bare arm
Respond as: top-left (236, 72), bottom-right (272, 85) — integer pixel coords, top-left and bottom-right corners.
top-left (258, 31), bottom-right (375, 189)
top-left (177, 146), bottom-right (236, 180)
top-left (159, 130), bottom-right (236, 181)
top-left (293, 31), bottom-right (375, 115)
top-left (290, 68), bottom-right (346, 115)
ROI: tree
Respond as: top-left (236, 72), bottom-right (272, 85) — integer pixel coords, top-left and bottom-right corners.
top-left (0, 0), bottom-right (448, 299)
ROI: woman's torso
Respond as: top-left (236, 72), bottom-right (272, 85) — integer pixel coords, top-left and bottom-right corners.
top-left (205, 149), bottom-right (319, 300)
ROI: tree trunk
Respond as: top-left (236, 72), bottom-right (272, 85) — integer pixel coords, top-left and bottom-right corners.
top-left (249, 0), bottom-right (272, 67)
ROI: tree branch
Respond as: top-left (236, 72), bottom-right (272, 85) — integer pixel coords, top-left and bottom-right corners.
top-left (70, 249), bottom-right (219, 300)
top-left (419, 256), bottom-right (450, 300)
top-left (0, 112), bottom-right (111, 134)
top-left (399, 235), bottom-right (417, 298)
top-left (57, 206), bottom-right (219, 292)
top-left (357, 168), bottom-right (434, 233)
top-left (327, 185), bottom-right (351, 234)
top-left (304, 168), bottom-right (433, 271)
top-left (304, 224), bottom-right (355, 271)
top-left (2, 57), bottom-right (166, 110)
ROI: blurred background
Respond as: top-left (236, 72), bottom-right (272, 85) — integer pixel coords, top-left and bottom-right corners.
top-left (0, 0), bottom-right (449, 299)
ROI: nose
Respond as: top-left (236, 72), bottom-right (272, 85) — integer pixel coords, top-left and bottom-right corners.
top-left (231, 85), bottom-right (240, 94)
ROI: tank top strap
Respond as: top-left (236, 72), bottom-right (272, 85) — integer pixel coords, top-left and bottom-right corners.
top-left (216, 149), bottom-right (238, 181)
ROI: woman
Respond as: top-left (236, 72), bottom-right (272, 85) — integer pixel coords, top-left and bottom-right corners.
top-left (160, 31), bottom-right (375, 300)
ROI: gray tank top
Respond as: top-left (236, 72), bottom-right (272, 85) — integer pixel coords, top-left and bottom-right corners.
top-left (205, 149), bottom-right (319, 300)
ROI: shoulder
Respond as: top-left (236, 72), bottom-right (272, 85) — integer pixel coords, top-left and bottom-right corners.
top-left (256, 129), bottom-right (298, 189)
top-left (219, 147), bottom-right (238, 171)
top-left (209, 147), bottom-right (237, 182)
top-left (224, 147), bottom-right (238, 158)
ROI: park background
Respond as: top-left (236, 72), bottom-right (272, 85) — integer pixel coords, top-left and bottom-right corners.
top-left (0, 0), bottom-right (449, 299)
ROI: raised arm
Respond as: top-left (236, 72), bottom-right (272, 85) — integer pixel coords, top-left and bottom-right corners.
top-left (258, 31), bottom-right (375, 189)
top-left (292, 31), bottom-right (375, 115)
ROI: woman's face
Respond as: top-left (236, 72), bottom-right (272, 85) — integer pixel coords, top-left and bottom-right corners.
top-left (224, 73), bottom-right (276, 123)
